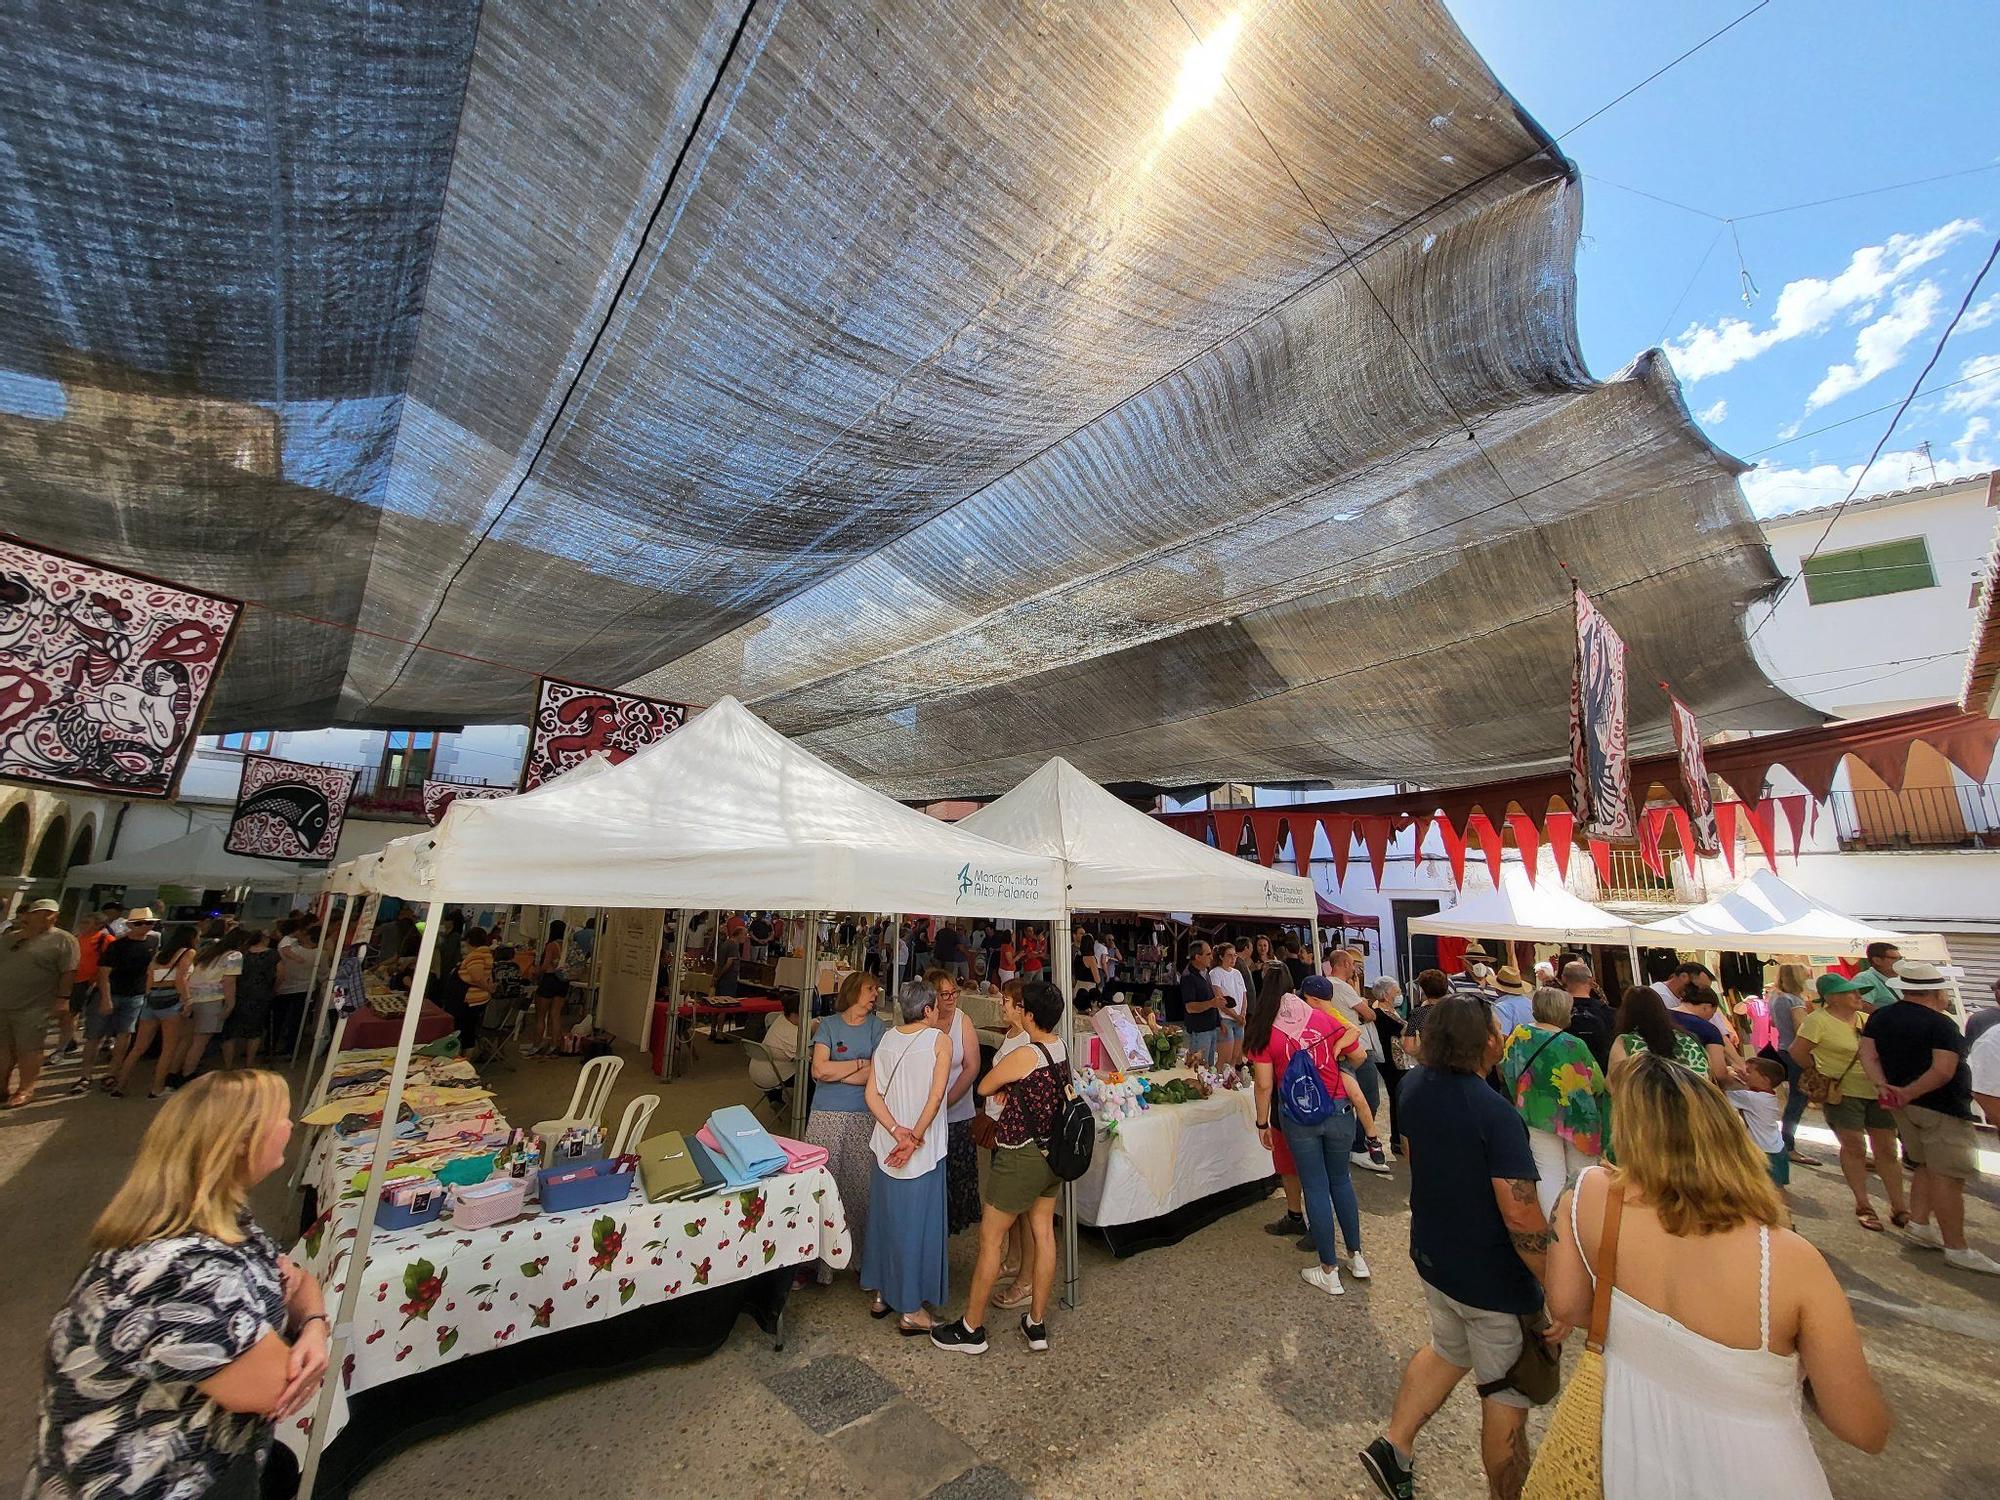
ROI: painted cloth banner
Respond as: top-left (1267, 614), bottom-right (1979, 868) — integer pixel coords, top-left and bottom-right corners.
top-left (1667, 691), bottom-right (1721, 855)
top-left (422, 779), bottom-right (510, 826)
top-left (1569, 588), bottom-right (1636, 840)
top-left (225, 754), bottom-right (355, 862)
top-left (519, 677), bottom-right (689, 792)
top-left (0, 538), bottom-right (241, 797)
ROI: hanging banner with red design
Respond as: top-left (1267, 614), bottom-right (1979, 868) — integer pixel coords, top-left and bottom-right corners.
top-left (422, 779), bottom-right (511, 826)
top-left (1775, 794), bottom-right (1810, 857)
top-left (1360, 816), bottom-right (1393, 891)
top-left (1569, 588), bottom-right (1636, 840)
top-left (1666, 690), bottom-right (1721, 855)
top-left (0, 538), bottom-right (241, 798)
top-left (520, 676), bottom-right (689, 792)
top-left (224, 754), bottom-right (356, 862)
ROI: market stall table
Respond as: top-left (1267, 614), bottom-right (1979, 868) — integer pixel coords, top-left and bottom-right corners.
top-left (1070, 1067), bottom-right (1274, 1256)
top-left (648, 994), bottom-right (780, 1073)
top-left (339, 998), bottom-right (455, 1050)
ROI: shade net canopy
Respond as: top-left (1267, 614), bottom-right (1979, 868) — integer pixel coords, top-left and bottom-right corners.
top-left (0, 0), bottom-right (1809, 797)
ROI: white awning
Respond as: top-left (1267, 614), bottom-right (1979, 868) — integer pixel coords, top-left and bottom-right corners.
top-left (957, 757), bottom-right (1315, 918)
top-left (64, 825), bottom-right (317, 893)
top-left (1635, 869), bottom-right (1946, 959)
top-left (1407, 868), bottom-right (1636, 945)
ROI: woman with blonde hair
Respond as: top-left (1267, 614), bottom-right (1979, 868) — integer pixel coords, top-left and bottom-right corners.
top-left (1766, 962), bottom-right (1817, 1164)
top-left (1544, 1053), bottom-right (1889, 1498)
top-left (28, 1070), bottom-right (329, 1499)
top-left (807, 969), bottom-right (890, 1298)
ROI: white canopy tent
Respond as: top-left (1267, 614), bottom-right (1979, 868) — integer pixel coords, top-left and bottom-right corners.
top-left (1635, 869), bottom-right (1948, 961)
top-left (1408, 867), bottom-right (1641, 975)
top-left (62, 823), bottom-right (318, 894)
top-left (296, 698), bottom-right (1065, 1496)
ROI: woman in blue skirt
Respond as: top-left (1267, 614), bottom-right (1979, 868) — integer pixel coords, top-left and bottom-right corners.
top-left (859, 979), bottom-right (953, 1333)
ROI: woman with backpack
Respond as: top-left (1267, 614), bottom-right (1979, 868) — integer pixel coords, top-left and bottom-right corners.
top-left (1247, 969), bottom-right (1375, 1296)
top-left (931, 979), bottom-right (1070, 1355)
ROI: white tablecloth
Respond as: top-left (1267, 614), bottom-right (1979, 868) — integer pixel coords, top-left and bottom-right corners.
top-left (1071, 1084), bottom-right (1272, 1227)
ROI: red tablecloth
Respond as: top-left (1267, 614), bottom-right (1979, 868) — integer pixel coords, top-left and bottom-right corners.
top-left (340, 1000), bottom-right (454, 1049)
top-left (648, 994), bottom-right (779, 1073)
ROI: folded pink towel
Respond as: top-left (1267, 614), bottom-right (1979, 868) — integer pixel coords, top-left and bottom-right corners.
top-left (695, 1125), bottom-right (827, 1173)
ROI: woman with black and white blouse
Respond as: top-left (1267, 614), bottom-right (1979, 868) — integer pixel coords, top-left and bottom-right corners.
top-left (27, 1070), bottom-right (328, 1499)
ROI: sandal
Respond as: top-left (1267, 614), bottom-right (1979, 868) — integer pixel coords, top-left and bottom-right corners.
top-left (1855, 1206), bottom-right (1884, 1232)
top-left (896, 1316), bottom-right (935, 1335)
top-left (869, 1296), bottom-right (891, 1319)
top-left (992, 1281), bottom-right (1034, 1310)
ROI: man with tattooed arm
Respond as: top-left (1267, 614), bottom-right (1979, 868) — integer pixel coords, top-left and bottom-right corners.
top-left (1360, 995), bottom-right (1565, 1500)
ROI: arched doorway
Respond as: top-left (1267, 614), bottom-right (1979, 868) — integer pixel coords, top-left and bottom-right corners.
top-left (28, 815), bottom-right (68, 908)
top-left (60, 824), bottom-right (95, 924)
top-left (0, 804), bottom-right (28, 875)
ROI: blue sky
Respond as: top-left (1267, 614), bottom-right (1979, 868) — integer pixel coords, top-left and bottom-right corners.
top-left (1448, 0), bottom-right (1999, 517)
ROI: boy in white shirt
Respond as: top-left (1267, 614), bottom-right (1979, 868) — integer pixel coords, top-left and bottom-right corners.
top-left (1726, 1057), bottom-right (1790, 1190)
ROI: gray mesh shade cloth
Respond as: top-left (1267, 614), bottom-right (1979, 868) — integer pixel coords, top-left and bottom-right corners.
top-left (0, 0), bottom-right (1811, 795)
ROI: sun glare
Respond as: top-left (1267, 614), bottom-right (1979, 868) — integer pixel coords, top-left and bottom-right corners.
top-left (1161, 10), bottom-right (1245, 138)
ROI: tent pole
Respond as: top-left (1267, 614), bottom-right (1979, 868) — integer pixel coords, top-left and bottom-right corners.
top-left (1309, 916), bottom-right (1324, 975)
top-left (793, 914), bottom-right (819, 1137)
top-left (663, 910), bottom-right (688, 1081)
top-left (302, 892), bottom-right (372, 1111)
top-left (888, 914), bottom-right (902, 1014)
top-left (297, 899), bottom-right (441, 1500)
top-left (1626, 933), bottom-right (1642, 993)
top-left (1053, 914), bottom-right (1079, 1311)
top-left (291, 891), bottom-right (343, 1063)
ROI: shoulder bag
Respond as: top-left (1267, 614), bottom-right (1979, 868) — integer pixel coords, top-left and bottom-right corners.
top-left (1522, 1172), bottom-right (1625, 1500)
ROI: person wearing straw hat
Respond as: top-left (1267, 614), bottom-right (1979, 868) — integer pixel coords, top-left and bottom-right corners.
top-left (1860, 960), bottom-right (2000, 1275)
top-left (76, 907), bottom-right (162, 1095)
top-left (1490, 966), bottom-right (1535, 1033)
top-left (1, 899), bottom-right (78, 1107)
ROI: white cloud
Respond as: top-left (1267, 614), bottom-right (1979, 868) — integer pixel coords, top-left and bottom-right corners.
top-left (1741, 436), bottom-right (1996, 519)
top-left (1696, 398), bottom-right (1728, 424)
top-left (1663, 218), bottom-right (1980, 381)
top-left (1962, 293), bottom-right (2000, 333)
top-left (1803, 280), bottom-right (1941, 411)
top-left (1941, 351), bottom-right (2000, 416)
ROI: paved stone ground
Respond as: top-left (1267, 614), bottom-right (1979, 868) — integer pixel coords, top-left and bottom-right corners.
top-left (4, 1039), bottom-right (1998, 1499)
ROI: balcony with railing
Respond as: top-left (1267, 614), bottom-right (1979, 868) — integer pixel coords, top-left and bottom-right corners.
top-left (1823, 781), bottom-right (2000, 850)
top-left (336, 765), bottom-right (508, 821)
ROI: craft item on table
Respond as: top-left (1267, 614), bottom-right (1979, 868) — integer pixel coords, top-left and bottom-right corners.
top-left (693, 1123), bottom-right (787, 1182)
top-left (447, 1176), bottom-right (530, 1230)
top-left (348, 1161), bottom-right (431, 1196)
top-left (702, 1105), bottom-right (787, 1180)
top-left (302, 1084), bottom-right (494, 1127)
top-left (536, 1156), bottom-right (635, 1213)
top-left (636, 1132), bottom-right (706, 1202)
top-left (683, 1137), bottom-right (730, 1196)
top-left (542, 1123), bottom-right (605, 1165)
top-left (377, 1175), bottom-right (446, 1230)
top-left (369, 994), bottom-right (409, 1017)
top-left (775, 1135), bottom-right (829, 1173)
top-left (434, 1153), bottom-right (496, 1188)
top-left (331, 1102), bottom-right (420, 1139)
top-left (1092, 1004), bottom-right (1154, 1073)
top-left (425, 1110), bottom-right (499, 1143)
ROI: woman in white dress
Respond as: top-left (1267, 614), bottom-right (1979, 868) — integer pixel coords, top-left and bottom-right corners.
top-left (858, 980), bottom-right (952, 1335)
top-left (1547, 1052), bottom-right (1889, 1498)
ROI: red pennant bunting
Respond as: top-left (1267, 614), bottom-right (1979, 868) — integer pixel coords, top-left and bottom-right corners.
top-left (1326, 815), bottom-right (1353, 889)
top-left (1437, 817), bottom-right (1469, 891)
top-left (1292, 816), bottom-right (1314, 876)
top-left (1776, 795), bottom-right (1808, 858)
top-left (1505, 813), bottom-right (1541, 887)
top-left (1588, 837), bottom-right (1611, 889)
top-left (1247, 811), bottom-right (1289, 867)
top-left (1546, 811), bottom-right (1575, 884)
top-left (1639, 808), bottom-right (1668, 879)
top-left (1745, 800), bottom-right (1778, 873)
top-left (1212, 810), bottom-right (1251, 860)
top-left (1669, 806), bottom-right (1697, 878)
top-left (1715, 801), bottom-right (1740, 877)
top-left (1413, 814), bottom-right (1434, 866)
top-left (1361, 816), bottom-right (1392, 891)
top-left (1466, 812), bottom-right (1505, 890)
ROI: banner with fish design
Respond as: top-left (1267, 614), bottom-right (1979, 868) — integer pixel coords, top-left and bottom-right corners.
top-left (0, 536), bottom-right (241, 798)
top-left (224, 754), bottom-right (356, 862)
top-left (421, 778), bottom-right (511, 825)
top-left (518, 676), bottom-right (689, 792)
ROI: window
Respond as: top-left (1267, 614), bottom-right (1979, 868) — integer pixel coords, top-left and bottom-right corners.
top-left (214, 730), bottom-right (273, 754)
top-left (1801, 537), bottom-right (1936, 605)
top-left (378, 730), bottom-right (437, 790)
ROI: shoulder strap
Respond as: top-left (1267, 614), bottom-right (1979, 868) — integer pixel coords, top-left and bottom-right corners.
top-left (1757, 1225), bottom-right (1772, 1352)
top-left (1513, 1026), bottom-right (1564, 1078)
top-left (1585, 1171), bottom-right (1625, 1355)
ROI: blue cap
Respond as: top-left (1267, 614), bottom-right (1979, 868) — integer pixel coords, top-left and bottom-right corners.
top-left (1301, 975), bottom-right (1334, 1000)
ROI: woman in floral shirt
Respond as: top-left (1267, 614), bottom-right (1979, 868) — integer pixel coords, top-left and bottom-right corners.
top-left (29, 1069), bottom-right (329, 1500)
top-left (1500, 986), bottom-right (1607, 1217)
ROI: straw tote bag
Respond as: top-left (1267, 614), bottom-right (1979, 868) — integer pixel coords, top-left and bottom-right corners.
top-left (1522, 1179), bottom-right (1625, 1500)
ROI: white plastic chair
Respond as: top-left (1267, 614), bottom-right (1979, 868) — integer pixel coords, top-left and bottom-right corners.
top-left (532, 1053), bottom-right (623, 1145)
top-left (609, 1094), bottom-right (660, 1158)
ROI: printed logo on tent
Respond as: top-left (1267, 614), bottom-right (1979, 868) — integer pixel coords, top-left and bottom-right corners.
top-left (953, 865), bottom-right (1042, 905)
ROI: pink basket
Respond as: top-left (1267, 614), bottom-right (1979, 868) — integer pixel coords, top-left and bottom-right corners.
top-left (448, 1176), bottom-right (530, 1230)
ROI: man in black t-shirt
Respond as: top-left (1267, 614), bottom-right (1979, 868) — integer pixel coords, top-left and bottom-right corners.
top-left (1361, 996), bottom-right (1558, 1500)
top-left (77, 908), bottom-right (159, 1094)
top-left (1175, 942), bottom-right (1222, 1065)
top-left (1861, 960), bottom-right (1997, 1275)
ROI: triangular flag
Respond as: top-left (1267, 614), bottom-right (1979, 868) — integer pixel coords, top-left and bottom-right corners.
top-left (1776, 795), bottom-right (1809, 859)
top-left (1467, 812), bottom-right (1504, 890)
top-left (1715, 801), bottom-right (1740, 877)
top-left (1669, 806), bottom-right (1698, 878)
top-left (1326, 815), bottom-right (1352, 889)
top-left (1413, 814), bottom-right (1435, 867)
top-left (1546, 811), bottom-right (1575, 884)
top-left (1291, 817), bottom-right (1314, 876)
top-left (1437, 817), bottom-right (1469, 891)
top-left (1639, 808), bottom-right (1668, 879)
top-left (1588, 837), bottom-right (1612, 889)
top-left (1746, 800), bottom-right (1778, 873)
top-left (1506, 813), bottom-right (1542, 887)
top-left (1361, 816), bottom-right (1392, 892)
top-left (1247, 811), bottom-right (1288, 867)
top-left (1212, 810), bottom-right (1250, 859)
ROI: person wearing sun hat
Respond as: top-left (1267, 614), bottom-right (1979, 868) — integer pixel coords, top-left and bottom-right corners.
top-left (76, 907), bottom-right (162, 1095)
top-left (1448, 944), bottom-right (1494, 997)
top-left (1489, 965), bottom-right (1535, 1032)
top-left (1860, 959), bottom-right (1999, 1274)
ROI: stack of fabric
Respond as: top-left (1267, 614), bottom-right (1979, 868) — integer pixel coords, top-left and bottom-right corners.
top-left (700, 1105), bottom-right (788, 1185)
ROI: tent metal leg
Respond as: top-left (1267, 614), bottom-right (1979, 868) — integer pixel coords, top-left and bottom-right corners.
top-left (792, 916), bottom-right (819, 1138)
top-left (663, 910), bottom-right (688, 1081)
top-left (1309, 917), bottom-right (1323, 974)
top-left (287, 893), bottom-right (363, 1195)
top-left (290, 893), bottom-right (339, 1063)
top-left (296, 900), bottom-right (441, 1500)
top-left (1053, 918), bottom-right (1079, 1311)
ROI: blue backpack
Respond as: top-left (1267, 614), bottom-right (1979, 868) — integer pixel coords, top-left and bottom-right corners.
top-left (1277, 1028), bottom-right (1339, 1125)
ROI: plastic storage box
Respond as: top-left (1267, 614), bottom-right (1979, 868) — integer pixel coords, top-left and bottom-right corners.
top-left (536, 1158), bottom-right (634, 1214)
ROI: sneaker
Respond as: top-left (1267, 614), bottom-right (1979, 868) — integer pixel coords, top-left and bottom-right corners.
top-left (1264, 1210), bottom-right (1305, 1237)
top-left (1347, 1251), bottom-right (1372, 1280)
top-left (929, 1318), bottom-right (989, 1354)
top-left (1301, 1264), bottom-right (1344, 1297)
top-left (1944, 1247), bottom-right (2000, 1276)
top-left (1362, 1138), bottom-right (1391, 1174)
top-left (1350, 1150), bottom-right (1374, 1170)
top-left (1903, 1221), bottom-right (1946, 1251)
top-left (1295, 1232), bottom-right (1318, 1253)
top-left (1019, 1314), bottom-right (1049, 1352)
top-left (1358, 1437), bottom-right (1414, 1500)
top-left (62, 1039), bottom-right (79, 1057)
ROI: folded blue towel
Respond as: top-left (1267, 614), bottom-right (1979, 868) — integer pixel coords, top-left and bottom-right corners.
top-left (707, 1104), bottom-right (787, 1180)
top-left (684, 1137), bottom-right (732, 1194)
